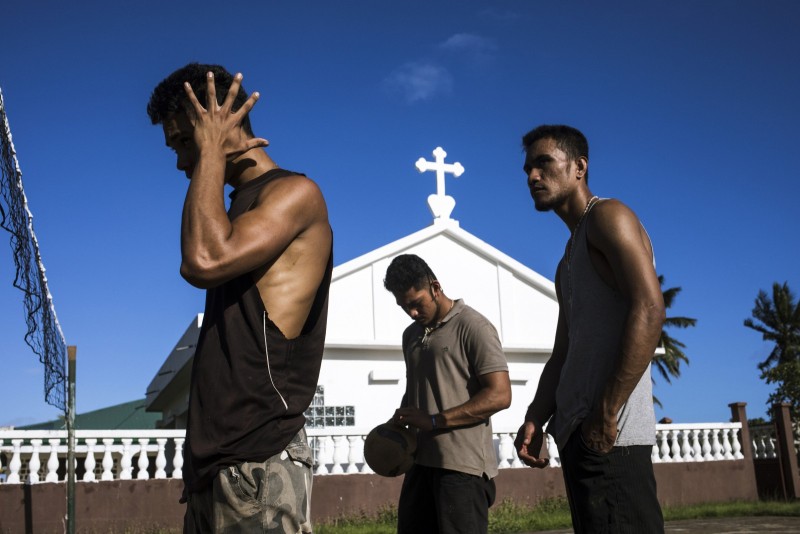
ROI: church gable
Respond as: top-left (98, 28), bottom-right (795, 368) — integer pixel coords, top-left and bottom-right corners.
top-left (326, 222), bottom-right (558, 350)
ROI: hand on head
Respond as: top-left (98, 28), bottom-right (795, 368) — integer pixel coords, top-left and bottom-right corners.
top-left (183, 71), bottom-right (269, 160)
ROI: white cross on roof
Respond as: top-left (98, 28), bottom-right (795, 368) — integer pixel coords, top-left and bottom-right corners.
top-left (415, 146), bottom-right (464, 223)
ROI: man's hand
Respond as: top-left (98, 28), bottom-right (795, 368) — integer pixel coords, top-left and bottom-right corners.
top-left (393, 407), bottom-right (434, 431)
top-left (580, 408), bottom-right (617, 454)
top-left (183, 71), bottom-right (269, 160)
top-left (514, 420), bottom-right (549, 468)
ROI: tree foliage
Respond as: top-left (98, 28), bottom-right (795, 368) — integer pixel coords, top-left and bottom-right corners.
top-left (654, 275), bottom-right (697, 408)
top-left (744, 282), bottom-right (800, 419)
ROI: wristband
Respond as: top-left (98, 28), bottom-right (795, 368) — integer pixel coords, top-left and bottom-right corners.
top-left (431, 415), bottom-right (438, 430)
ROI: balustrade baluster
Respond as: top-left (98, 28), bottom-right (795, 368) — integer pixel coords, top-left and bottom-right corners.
top-left (497, 433), bottom-right (513, 469)
top-left (331, 436), bottom-right (347, 474)
top-left (679, 430), bottom-right (692, 461)
top-left (659, 430), bottom-right (671, 462)
top-left (510, 438), bottom-right (524, 468)
top-left (730, 428), bottom-right (743, 460)
top-left (722, 429), bottom-right (734, 460)
top-left (7, 439), bottom-right (23, 483)
top-left (711, 429), bottom-right (723, 460)
top-left (545, 435), bottom-right (560, 467)
top-left (83, 439), bottom-right (97, 481)
top-left (155, 438), bottom-right (168, 479)
top-left (701, 429), bottom-right (712, 460)
top-left (173, 438), bottom-right (184, 479)
top-left (346, 436), bottom-right (360, 473)
top-left (684, 428), bottom-right (703, 462)
top-left (315, 436), bottom-right (332, 475)
top-left (28, 439), bottom-right (42, 483)
top-left (359, 436), bottom-right (373, 474)
top-left (137, 439), bottom-right (150, 480)
top-left (670, 430), bottom-right (681, 461)
top-left (753, 431), bottom-right (765, 459)
top-left (120, 439), bottom-right (133, 480)
top-left (102, 439), bottom-right (115, 480)
top-left (46, 439), bottom-right (60, 482)
top-left (765, 432), bottom-right (777, 459)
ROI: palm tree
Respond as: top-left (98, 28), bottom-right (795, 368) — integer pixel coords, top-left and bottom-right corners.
top-left (744, 282), bottom-right (800, 418)
top-left (653, 275), bottom-right (697, 408)
top-left (744, 282), bottom-right (800, 371)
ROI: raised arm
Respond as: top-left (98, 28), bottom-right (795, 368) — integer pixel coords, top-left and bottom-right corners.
top-left (178, 72), bottom-right (325, 288)
top-left (580, 199), bottom-right (665, 452)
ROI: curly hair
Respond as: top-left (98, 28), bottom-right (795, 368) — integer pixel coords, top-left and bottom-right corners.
top-left (384, 254), bottom-right (438, 294)
top-left (146, 62), bottom-right (254, 136)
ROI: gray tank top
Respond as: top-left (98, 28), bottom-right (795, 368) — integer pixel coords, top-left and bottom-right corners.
top-left (549, 199), bottom-right (656, 449)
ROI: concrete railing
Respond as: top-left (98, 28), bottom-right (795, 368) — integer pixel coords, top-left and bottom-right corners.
top-left (0, 422), bottom-right (744, 484)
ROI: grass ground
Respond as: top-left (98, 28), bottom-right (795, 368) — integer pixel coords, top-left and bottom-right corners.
top-left (314, 498), bottom-right (800, 534)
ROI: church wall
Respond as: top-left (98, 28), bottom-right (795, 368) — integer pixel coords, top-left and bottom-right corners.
top-left (498, 266), bottom-right (559, 347)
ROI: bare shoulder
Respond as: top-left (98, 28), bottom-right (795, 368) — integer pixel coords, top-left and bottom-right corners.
top-left (252, 173), bottom-right (329, 225)
top-left (259, 173), bottom-right (326, 204)
top-left (587, 198), bottom-right (644, 244)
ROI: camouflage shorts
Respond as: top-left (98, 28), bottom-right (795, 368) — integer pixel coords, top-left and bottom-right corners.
top-left (185, 429), bottom-right (314, 533)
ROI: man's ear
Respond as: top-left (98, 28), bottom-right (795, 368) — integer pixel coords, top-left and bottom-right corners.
top-left (575, 156), bottom-right (588, 180)
top-left (430, 280), bottom-right (442, 298)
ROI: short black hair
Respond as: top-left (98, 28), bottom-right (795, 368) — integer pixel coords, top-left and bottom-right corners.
top-left (522, 124), bottom-right (589, 183)
top-left (146, 62), bottom-right (254, 136)
top-left (384, 254), bottom-right (438, 294)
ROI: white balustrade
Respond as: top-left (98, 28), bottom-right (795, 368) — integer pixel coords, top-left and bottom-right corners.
top-left (651, 423), bottom-right (743, 463)
top-left (0, 423), bottom-right (748, 484)
top-left (0, 430), bottom-right (185, 484)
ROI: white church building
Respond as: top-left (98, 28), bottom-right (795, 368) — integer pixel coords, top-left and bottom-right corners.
top-left (145, 147), bottom-right (558, 434)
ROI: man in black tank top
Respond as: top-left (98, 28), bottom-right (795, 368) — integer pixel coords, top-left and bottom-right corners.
top-left (513, 125), bottom-right (665, 533)
top-left (148, 63), bottom-right (332, 533)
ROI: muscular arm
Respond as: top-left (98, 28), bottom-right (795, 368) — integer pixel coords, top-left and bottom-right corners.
top-left (394, 371), bottom-right (511, 431)
top-left (581, 200), bottom-right (665, 452)
top-left (181, 173), bottom-right (326, 288)
top-left (515, 268), bottom-right (569, 467)
top-left (178, 71), bottom-right (325, 288)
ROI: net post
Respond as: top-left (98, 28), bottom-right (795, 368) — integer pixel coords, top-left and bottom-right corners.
top-left (66, 345), bottom-right (76, 534)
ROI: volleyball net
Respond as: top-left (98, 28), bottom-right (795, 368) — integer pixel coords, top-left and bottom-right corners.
top-left (0, 86), bottom-right (66, 412)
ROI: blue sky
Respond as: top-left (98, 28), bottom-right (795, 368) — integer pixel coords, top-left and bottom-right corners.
top-left (1, 1), bottom-right (798, 427)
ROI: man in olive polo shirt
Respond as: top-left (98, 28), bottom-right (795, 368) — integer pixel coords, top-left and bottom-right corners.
top-left (384, 254), bottom-right (512, 534)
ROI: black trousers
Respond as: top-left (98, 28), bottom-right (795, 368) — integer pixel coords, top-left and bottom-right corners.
top-left (397, 464), bottom-right (496, 534)
top-left (559, 429), bottom-right (664, 534)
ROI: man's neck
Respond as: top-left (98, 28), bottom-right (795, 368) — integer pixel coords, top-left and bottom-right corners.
top-left (227, 148), bottom-right (278, 189)
top-left (557, 189), bottom-right (596, 232)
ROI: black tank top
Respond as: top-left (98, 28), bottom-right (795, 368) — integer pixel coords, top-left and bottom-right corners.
top-left (184, 168), bottom-right (333, 492)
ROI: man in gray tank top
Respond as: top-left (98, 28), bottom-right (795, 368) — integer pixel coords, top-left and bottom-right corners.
top-left (514, 125), bottom-right (666, 533)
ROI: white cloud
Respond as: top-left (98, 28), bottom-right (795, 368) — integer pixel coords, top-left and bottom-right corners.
top-left (439, 33), bottom-right (498, 61)
top-left (383, 62), bottom-right (453, 103)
